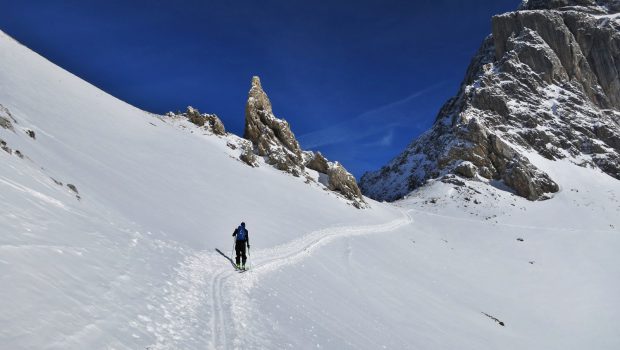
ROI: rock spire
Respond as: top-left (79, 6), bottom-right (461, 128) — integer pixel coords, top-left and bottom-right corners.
top-left (243, 76), bottom-right (367, 208)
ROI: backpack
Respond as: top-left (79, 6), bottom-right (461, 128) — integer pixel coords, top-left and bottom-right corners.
top-left (236, 226), bottom-right (247, 241)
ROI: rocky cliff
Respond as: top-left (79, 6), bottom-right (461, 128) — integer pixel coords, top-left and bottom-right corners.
top-left (244, 76), bottom-right (305, 176)
top-left (360, 0), bottom-right (620, 201)
top-left (243, 76), bottom-right (367, 208)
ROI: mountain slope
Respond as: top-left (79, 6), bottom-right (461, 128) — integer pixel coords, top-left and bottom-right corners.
top-left (235, 152), bottom-right (620, 349)
top-left (360, 0), bottom-right (620, 202)
top-left (1, 19), bottom-right (619, 350)
top-left (0, 29), bottom-right (400, 348)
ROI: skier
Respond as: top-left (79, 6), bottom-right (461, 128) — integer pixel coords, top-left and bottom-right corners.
top-left (232, 222), bottom-right (250, 270)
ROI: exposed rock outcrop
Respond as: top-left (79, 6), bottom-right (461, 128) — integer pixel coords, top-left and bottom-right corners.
top-left (0, 139), bottom-right (11, 153)
top-left (244, 76), bottom-right (367, 208)
top-left (239, 139), bottom-right (259, 167)
top-left (455, 161), bottom-right (478, 178)
top-left (0, 104), bottom-right (16, 131)
top-left (327, 162), bottom-right (364, 203)
top-left (305, 151), bottom-right (330, 174)
top-left (244, 76), bottom-right (305, 176)
top-left (173, 106), bottom-right (226, 135)
top-left (0, 117), bottom-right (12, 130)
top-left (361, 1), bottom-right (620, 201)
top-left (160, 78), bottom-right (366, 208)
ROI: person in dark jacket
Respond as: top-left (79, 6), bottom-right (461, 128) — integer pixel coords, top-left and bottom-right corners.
top-left (232, 222), bottom-right (250, 269)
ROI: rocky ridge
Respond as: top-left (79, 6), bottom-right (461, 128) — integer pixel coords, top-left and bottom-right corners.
top-left (360, 0), bottom-right (620, 202)
top-left (165, 107), bottom-right (226, 136)
top-left (161, 78), bottom-right (366, 208)
top-left (243, 76), bottom-right (366, 208)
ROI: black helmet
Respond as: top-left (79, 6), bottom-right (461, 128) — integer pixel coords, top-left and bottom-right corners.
top-left (241, 222), bottom-right (245, 227)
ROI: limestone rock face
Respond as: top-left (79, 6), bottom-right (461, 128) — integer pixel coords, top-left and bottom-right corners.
top-left (178, 106), bottom-right (227, 136)
top-left (207, 115), bottom-right (226, 135)
top-left (361, 2), bottom-right (620, 201)
top-left (244, 76), bottom-right (367, 207)
top-left (239, 139), bottom-right (259, 167)
top-left (244, 76), bottom-right (304, 176)
top-left (305, 151), bottom-right (330, 174)
top-left (492, 8), bottom-right (615, 109)
top-left (186, 106), bottom-right (205, 126)
top-left (0, 116), bottom-right (13, 130)
top-left (327, 162), bottom-right (365, 208)
top-left (503, 156), bottom-right (559, 199)
top-left (455, 161), bottom-right (478, 178)
top-left (0, 104), bottom-right (15, 131)
top-left (301, 151), bottom-right (366, 208)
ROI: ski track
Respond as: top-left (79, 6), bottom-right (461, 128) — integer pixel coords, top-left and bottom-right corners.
top-left (142, 208), bottom-right (412, 349)
top-left (226, 208), bottom-right (412, 349)
top-left (127, 203), bottom-right (619, 349)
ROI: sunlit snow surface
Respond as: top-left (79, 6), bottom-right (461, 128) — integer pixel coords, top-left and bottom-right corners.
top-left (1, 29), bottom-right (619, 349)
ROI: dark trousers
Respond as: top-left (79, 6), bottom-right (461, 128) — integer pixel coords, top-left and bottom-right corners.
top-left (235, 240), bottom-right (247, 265)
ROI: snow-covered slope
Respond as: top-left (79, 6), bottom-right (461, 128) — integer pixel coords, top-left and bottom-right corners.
top-left (0, 29), bottom-right (400, 348)
top-left (1, 26), bottom-right (619, 350)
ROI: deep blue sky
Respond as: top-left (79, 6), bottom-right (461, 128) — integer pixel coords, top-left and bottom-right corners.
top-left (0, 0), bottom-right (519, 177)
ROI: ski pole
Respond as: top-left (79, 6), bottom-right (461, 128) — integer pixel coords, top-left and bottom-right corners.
top-left (231, 239), bottom-right (235, 266)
